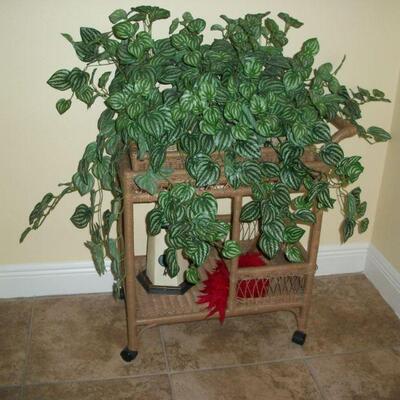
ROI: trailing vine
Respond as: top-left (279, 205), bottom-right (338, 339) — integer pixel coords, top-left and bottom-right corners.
top-left (21, 6), bottom-right (391, 291)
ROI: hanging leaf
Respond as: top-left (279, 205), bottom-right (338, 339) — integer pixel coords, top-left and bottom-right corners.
top-left (285, 245), bottom-right (303, 262)
top-left (185, 266), bottom-right (201, 284)
top-left (56, 99), bottom-right (72, 114)
top-left (47, 69), bottom-right (71, 91)
top-left (222, 240), bottom-right (241, 259)
top-left (70, 204), bottom-right (92, 229)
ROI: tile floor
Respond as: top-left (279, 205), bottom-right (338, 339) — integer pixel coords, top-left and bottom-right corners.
top-left (1, 273), bottom-right (400, 400)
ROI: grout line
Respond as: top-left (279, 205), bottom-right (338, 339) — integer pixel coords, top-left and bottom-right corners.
top-left (167, 343), bottom-right (397, 376)
top-left (21, 372), bottom-right (170, 388)
top-left (159, 326), bottom-right (176, 400)
top-left (302, 358), bottom-right (329, 400)
top-left (19, 302), bottom-right (34, 400)
top-left (16, 343), bottom-right (396, 390)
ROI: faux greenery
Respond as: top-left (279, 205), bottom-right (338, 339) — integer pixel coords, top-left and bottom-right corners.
top-left (21, 6), bottom-right (391, 292)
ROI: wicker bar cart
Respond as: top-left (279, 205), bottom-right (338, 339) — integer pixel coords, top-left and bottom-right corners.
top-left (118, 118), bottom-right (356, 362)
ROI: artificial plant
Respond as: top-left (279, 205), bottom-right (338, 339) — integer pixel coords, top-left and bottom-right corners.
top-left (21, 6), bottom-right (391, 292)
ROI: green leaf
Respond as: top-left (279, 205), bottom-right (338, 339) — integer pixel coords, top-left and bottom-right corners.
top-left (240, 201), bottom-right (261, 222)
top-left (345, 193), bottom-right (357, 218)
top-left (211, 24), bottom-right (224, 32)
top-left (108, 238), bottom-right (121, 276)
top-left (68, 68), bottom-right (89, 91)
top-left (139, 111), bottom-right (165, 137)
top-left (293, 209), bottom-right (316, 224)
top-left (70, 204), bottom-right (92, 229)
top-left (185, 266), bottom-right (200, 284)
top-left (72, 172), bottom-right (94, 196)
top-left (165, 247), bottom-right (180, 278)
top-left (186, 241), bottom-right (210, 266)
top-left (106, 92), bottom-right (126, 111)
top-left (148, 7), bottom-right (170, 22)
top-left (76, 85), bottom-right (94, 105)
top-left (47, 69), bottom-right (70, 91)
top-left (85, 240), bottom-right (106, 275)
top-left (169, 17), bottom-right (180, 34)
top-left (319, 143), bottom-right (344, 166)
top-left (359, 218), bottom-right (369, 233)
top-left (222, 240), bottom-right (241, 259)
top-left (150, 144), bottom-right (166, 172)
top-left (263, 220), bottom-right (285, 242)
top-left (258, 234), bottom-right (279, 259)
top-left (278, 12), bottom-right (303, 29)
top-left (98, 71), bottom-right (112, 89)
top-left (146, 208), bottom-right (163, 235)
top-left (283, 70), bottom-right (302, 91)
top-left (312, 122), bottom-right (331, 143)
top-left (183, 50), bottom-right (202, 67)
top-left (80, 27), bottom-right (101, 43)
top-left (112, 21), bottom-right (135, 39)
top-left (186, 154), bottom-right (220, 187)
top-left (190, 192), bottom-right (218, 218)
top-left (109, 8), bottom-right (127, 24)
top-left (342, 218), bottom-right (356, 242)
top-left (302, 38), bottom-right (319, 56)
top-left (285, 245), bottom-right (303, 262)
top-left (170, 183), bottom-right (195, 203)
top-left (261, 162), bottom-right (280, 178)
top-left (271, 183), bottom-right (291, 208)
top-left (357, 201), bottom-right (367, 218)
top-left (367, 126), bottom-right (392, 142)
top-left (56, 98), bottom-right (71, 114)
top-left (187, 18), bottom-right (206, 34)
top-left (134, 171), bottom-right (159, 195)
top-left (284, 225), bottom-right (305, 244)
top-left (19, 227), bottom-right (32, 243)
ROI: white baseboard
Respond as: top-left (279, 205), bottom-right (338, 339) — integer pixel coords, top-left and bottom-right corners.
top-left (365, 244), bottom-right (400, 318)
top-left (0, 244), bottom-right (370, 299)
top-left (0, 261), bottom-right (113, 298)
top-left (316, 243), bottom-right (368, 276)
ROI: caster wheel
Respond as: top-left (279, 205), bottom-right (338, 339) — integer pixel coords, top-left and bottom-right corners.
top-left (292, 330), bottom-right (306, 345)
top-left (120, 347), bottom-right (138, 362)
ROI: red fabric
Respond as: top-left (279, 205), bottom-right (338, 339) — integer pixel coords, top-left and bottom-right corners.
top-left (196, 252), bottom-right (269, 323)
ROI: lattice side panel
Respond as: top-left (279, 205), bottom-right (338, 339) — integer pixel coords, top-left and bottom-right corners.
top-left (235, 274), bottom-right (306, 306)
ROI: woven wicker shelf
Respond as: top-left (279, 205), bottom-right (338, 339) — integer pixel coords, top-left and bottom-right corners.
top-left (117, 118), bottom-right (356, 361)
top-left (134, 246), bottom-right (310, 326)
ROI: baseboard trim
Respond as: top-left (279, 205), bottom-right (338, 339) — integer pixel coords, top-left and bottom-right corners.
top-left (0, 244), bottom-right (370, 299)
top-left (365, 244), bottom-right (400, 318)
top-left (0, 261), bottom-right (113, 298)
top-left (316, 243), bottom-right (368, 276)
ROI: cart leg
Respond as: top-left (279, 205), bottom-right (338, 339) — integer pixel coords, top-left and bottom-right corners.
top-left (120, 199), bottom-right (138, 362)
top-left (292, 306), bottom-right (308, 345)
top-left (292, 272), bottom-right (314, 346)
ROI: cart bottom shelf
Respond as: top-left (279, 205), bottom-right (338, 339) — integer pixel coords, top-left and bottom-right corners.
top-left (132, 256), bottom-right (309, 326)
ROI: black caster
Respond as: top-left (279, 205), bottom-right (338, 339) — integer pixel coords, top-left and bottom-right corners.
top-left (120, 347), bottom-right (138, 362)
top-left (292, 330), bottom-right (306, 345)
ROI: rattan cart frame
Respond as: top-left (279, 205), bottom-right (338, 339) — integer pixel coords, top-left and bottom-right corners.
top-left (118, 118), bottom-right (356, 362)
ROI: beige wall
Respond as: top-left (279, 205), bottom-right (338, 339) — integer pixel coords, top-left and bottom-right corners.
top-left (372, 73), bottom-right (400, 271)
top-left (1, 0), bottom-right (399, 264)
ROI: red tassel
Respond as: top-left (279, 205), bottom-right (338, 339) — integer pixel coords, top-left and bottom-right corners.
top-left (196, 252), bottom-right (269, 323)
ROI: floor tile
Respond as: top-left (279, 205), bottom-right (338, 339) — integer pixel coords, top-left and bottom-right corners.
top-left (162, 312), bottom-right (301, 372)
top-left (0, 300), bottom-right (32, 385)
top-left (0, 386), bottom-right (21, 400)
top-left (23, 375), bottom-right (171, 400)
top-left (285, 274), bottom-right (400, 356)
top-left (172, 360), bottom-right (322, 400)
top-left (26, 295), bottom-right (166, 383)
top-left (307, 348), bottom-right (400, 400)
